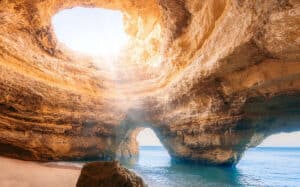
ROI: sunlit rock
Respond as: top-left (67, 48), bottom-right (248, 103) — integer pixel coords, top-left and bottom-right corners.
top-left (76, 161), bottom-right (145, 187)
top-left (0, 0), bottom-right (299, 165)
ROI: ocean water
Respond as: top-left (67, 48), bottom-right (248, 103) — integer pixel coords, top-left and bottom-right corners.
top-left (120, 146), bottom-right (300, 187)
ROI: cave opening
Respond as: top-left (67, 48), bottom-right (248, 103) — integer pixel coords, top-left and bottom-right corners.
top-left (136, 128), bottom-right (162, 147)
top-left (237, 131), bottom-right (300, 176)
top-left (52, 7), bottom-right (129, 57)
top-left (135, 128), bottom-right (171, 166)
top-left (258, 131), bottom-right (300, 148)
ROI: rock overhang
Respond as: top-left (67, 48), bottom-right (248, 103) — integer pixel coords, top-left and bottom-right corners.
top-left (0, 0), bottom-right (299, 165)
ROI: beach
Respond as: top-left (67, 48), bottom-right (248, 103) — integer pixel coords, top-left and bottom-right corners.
top-left (0, 157), bottom-right (80, 187)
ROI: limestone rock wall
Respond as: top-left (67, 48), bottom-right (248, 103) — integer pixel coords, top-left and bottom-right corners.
top-left (0, 0), bottom-right (299, 165)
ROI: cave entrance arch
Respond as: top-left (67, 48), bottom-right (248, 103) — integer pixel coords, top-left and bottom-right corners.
top-left (117, 127), bottom-right (170, 165)
top-left (237, 131), bottom-right (300, 184)
top-left (136, 128), bottom-right (171, 166)
top-left (238, 130), bottom-right (300, 164)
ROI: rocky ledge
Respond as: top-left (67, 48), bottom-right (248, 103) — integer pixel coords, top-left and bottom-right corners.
top-left (0, 0), bottom-right (299, 165)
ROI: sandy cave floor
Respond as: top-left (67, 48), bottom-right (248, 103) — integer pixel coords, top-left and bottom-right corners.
top-left (0, 157), bottom-right (80, 187)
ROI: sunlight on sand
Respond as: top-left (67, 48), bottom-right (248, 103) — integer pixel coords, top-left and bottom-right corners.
top-left (0, 157), bottom-right (80, 187)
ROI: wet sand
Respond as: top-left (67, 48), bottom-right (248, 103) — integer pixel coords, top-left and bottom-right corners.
top-left (0, 157), bottom-right (80, 187)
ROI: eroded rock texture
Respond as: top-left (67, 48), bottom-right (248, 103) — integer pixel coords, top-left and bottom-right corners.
top-left (76, 161), bottom-right (145, 187)
top-left (0, 0), bottom-right (299, 165)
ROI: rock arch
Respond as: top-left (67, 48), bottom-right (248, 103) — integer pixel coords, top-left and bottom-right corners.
top-left (0, 0), bottom-right (299, 165)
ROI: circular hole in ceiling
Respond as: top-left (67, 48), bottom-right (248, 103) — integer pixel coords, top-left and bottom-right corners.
top-left (52, 7), bottom-right (129, 57)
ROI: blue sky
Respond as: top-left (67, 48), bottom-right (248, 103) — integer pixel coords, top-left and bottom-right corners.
top-left (52, 7), bottom-right (300, 147)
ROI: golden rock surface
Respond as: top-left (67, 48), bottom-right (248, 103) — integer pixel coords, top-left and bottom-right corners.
top-left (0, 0), bottom-right (299, 165)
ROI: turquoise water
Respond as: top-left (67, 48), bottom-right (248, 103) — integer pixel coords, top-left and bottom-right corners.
top-left (121, 146), bottom-right (300, 187)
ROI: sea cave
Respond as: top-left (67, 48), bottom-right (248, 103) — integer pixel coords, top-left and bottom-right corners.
top-left (0, 0), bottom-right (299, 186)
